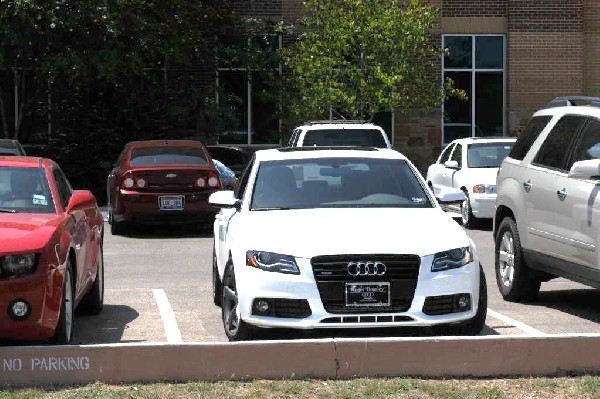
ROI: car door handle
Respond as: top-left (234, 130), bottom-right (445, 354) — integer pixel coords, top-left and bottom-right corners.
top-left (523, 180), bottom-right (532, 192)
top-left (557, 189), bottom-right (567, 201)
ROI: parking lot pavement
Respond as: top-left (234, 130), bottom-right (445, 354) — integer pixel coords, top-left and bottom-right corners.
top-left (68, 220), bottom-right (600, 345)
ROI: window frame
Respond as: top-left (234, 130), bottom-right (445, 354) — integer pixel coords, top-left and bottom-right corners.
top-left (442, 34), bottom-right (506, 144)
top-left (216, 34), bottom-right (283, 146)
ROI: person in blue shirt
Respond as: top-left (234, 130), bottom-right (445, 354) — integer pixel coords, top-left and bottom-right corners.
top-left (212, 159), bottom-right (237, 189)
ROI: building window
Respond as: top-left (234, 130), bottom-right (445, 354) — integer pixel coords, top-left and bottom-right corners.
top-left (217, 34), bottom-right (281, 145)
top-left (442, 35), bottom-right (505, 143)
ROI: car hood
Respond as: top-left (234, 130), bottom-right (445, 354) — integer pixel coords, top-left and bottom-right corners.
top-left (234, 208), bottom-right (472, 259)
top-left (0, 213), bottom-right (62, 254)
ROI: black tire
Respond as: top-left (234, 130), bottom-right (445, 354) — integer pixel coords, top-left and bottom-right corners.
top-left (495, 217), bottom-right (541, 302)
top-left (51, 264), bottom-right (74, 345)
top-left (433, 264), bottom-right (487, 336)
top-left (212, 247), bottom-right (222, 307)
top-left (461, 192), bottom-right (479, 229)
top-left (221, 265), bottom-right (253, 341)
top-left (79, 243), bottom-right (105, 315)
top-left (109, 209), bottom-right (125, 235)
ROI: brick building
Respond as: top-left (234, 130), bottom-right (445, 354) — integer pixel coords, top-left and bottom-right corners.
top-left (225, 0), bottom-right (598, 171)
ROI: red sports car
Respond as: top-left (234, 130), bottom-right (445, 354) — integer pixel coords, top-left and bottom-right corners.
top-left (0, 156), bottom-right (104, 344)
top-left (107, 140), bottom-right (222, 234)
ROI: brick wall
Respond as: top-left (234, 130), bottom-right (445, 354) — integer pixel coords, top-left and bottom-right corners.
top-left (507, 0), bottom-right (583, 134)
top-left (234, 0), bottom-right (283, 20)
top-left (584, 0), bottom-right (600, 96)
top-left (442, 0), bottom-right (507, 17)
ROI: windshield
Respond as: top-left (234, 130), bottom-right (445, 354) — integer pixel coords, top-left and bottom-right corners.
top-left (303, 129), bottom-right (387, 148)
top-left (467, 142), bottom-right (515, 168)
top-left (250, 158), bottom-right (432, 210)
top-left (130, 146), bottom-right (208, 166)
top-left (0, 167), bottom-right (55, 213)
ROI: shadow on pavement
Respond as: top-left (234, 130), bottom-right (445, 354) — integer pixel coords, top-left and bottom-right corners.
top-left (115, 223), bottom-right (213, 239)
top-left (527, 288), bottom-right (600, 325)
top-left (73, 304), bottom-right (140, 344)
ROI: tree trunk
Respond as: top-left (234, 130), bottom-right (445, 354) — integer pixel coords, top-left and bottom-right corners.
top-left (0, 85), bottom-right (9, 138)
top-left (14, 69), bottom-right (25, 140)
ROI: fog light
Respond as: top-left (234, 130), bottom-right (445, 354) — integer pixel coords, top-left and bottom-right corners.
top-left (255, 299), bottom-right (270, 314)
top-left (456, 294), bottom-right (471, 310)
top-left (8, 299), bottom-right (31, 321)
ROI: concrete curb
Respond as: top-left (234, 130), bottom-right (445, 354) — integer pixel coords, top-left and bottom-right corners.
top-left (2, 335), bottom-right (600, 387)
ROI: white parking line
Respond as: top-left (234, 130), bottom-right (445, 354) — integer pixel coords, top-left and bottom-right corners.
top-left (487, 308), bottom-right (547, 336)
top-left (152, 289), bottom-right (183, 343)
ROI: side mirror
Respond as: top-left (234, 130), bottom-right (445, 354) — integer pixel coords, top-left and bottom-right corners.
top-left (209, 190), bottom-right (240, 209)
top-left (435, 186), bottom-right (466, 204)
top-left (66, 190), bottom-right (97, 213)
top-left (568, 159), bottom-right (600, 181)
top-left (444, 160), bottom-right (460, 169)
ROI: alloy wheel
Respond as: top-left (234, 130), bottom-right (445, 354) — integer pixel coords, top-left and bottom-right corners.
top-left (461, 198), bottom-right (470, 225)
top-left (222, 270), bottom-right (240, 336)
top-left (498, 231), bottom-right (516, 287)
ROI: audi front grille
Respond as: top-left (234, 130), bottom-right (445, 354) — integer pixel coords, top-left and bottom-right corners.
top-left (311, 254), bottom-right (420, 314)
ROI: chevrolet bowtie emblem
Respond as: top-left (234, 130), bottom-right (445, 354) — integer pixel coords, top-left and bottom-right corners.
top-left (165, 173), bottom-right (177, 178)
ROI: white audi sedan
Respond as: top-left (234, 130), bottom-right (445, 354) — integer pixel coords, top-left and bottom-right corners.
top-left (426, 137), bottom-right (516, 228)
top-left (210, 147), bottom-right (487, 340)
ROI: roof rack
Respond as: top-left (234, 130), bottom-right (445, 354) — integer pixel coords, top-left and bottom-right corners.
top-left (547, 96), bottom-right (600, 108)
top-left (303, 120), bottom-right (371, 126)
top-left (278, 146), bottom-right (378, 152)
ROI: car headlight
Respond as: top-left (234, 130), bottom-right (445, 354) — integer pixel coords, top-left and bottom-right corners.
top-left (1, 254), bottom-right (37, 276)
top-left (431, 247), bottom-right (473, 272)
top-left (246, 251), bottom-right (300, 275)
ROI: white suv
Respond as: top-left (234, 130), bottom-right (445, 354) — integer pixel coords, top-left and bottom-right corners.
top-left (495, 96), bottom-right (600, 302)
top-left (209, 147), bottom-right (486, 340)
top-left (288, 120), bottom-right (391, 148)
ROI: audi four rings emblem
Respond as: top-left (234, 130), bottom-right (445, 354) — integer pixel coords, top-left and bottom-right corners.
top-left (347, 261), bottom-right (387, 276)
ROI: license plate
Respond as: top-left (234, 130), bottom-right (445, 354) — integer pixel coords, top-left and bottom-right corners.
top-left (159, 196), bottom-right (184, 211)
top-left (345, 282), bottom-right (390, 307)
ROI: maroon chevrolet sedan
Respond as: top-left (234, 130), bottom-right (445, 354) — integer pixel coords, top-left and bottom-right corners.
top-left (106, 140), bottom-right (221, 235)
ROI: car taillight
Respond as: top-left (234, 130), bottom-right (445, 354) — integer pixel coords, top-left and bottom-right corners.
top-left (208, 176), bottom-right (220, 188)
top-left (123, 177), bottom-right (135, 188)
top-left (196, 177), bottom-right (207, 188)
top-left (136, 178), bottom-right (147, 188)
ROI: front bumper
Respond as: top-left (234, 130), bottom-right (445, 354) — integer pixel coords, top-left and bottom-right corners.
top-left (469, 194), bottom-right (496, 219)
top-left (0, 268), bottom-right (61, 341)
top-left (235, 255), bottom-right (480, 329)
top-left (113, 189), bottom-right (218, 224)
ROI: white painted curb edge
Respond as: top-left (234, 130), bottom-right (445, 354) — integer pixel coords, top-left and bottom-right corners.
top-left (1, 335), bottom-right (600, 387)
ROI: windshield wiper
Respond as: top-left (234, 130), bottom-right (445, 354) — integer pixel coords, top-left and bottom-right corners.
top-left (0, 208), bottom-right (18, 213)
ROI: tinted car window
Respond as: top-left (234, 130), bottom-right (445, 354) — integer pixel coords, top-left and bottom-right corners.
top-left (0, 167), bottom-right (55, 213)
top-left (129, 146), bottom-right (208, 166)
top-left (53, 167), bottom-right (73, 208)
top-left (569, 120), bottom-right (600, 167)
top-left (533, 115), bottom-right (586, 172)
top-left (303, 129), bottom-right (387, 148)
top-left (451, 143), bottom-right (462, 168)
top-left (509, 116), bottom-right (552, 160)
top-left (467, 142), bottom-right (515, 168)
top-left (251, 158), bottom-right (432, 210)
top-left (439, 143), bottom-right (455, 164)
top-left (0, 140), bottom-right (24, 156)
top-left (234, 155), bottom-right (254, 200)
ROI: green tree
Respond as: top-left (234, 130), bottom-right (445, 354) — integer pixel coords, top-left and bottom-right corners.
top-left (0, 0), bottom-right (236, 139)
top-left (282, 0), bottom-right (458, 121)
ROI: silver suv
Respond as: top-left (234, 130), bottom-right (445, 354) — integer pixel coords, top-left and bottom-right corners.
top-left (288, 120), bottom-right (391, 148)
top-left (495, 96), bottom-right (600, 302)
